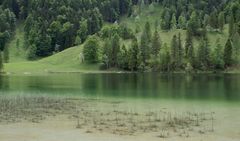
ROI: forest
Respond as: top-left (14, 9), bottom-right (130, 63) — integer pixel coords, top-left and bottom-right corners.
top-left (0, 0), bottom-right (240, 72)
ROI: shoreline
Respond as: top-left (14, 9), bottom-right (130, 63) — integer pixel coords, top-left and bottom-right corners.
top-left (0, 95), bottom-right (239, 141)
top-left (2, 70), bottom-right (240, 76)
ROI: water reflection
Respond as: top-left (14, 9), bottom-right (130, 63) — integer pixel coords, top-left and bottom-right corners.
top-left (0, 74), bottom-right (239, 101)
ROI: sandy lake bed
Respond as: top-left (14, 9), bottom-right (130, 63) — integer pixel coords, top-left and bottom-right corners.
top-left (0, 95), bottom-right (239, 141)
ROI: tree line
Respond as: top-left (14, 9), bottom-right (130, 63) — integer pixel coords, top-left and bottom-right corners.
top-left (83, 20), bottom-right (240, 72)
top-left (0, 0), bottom-right (240, 72)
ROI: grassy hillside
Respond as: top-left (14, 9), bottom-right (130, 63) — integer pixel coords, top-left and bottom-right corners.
top-left (4, 5), bottom-right (235, 74)
top-left (120, 5), bottom-right (229, 49)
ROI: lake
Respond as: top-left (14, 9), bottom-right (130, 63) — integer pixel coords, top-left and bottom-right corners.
top-left (0, 73), bottom-right (240, 102)
top-left (0, 73), bottom-right (240, 141)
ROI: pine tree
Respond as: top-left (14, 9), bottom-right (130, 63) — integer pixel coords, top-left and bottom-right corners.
top-left (187, 11), bottom-right (200, 35)
top-left (177, 33), bottom-right (183, 68)
top-left (0, 52), bottom-right (3, 72)
top-left (178, 14), bottom-right (186, 29)
top-left (3, 46), bottom-right (9, 63)
top-left (185, 30), bottom-right (194, 60)
top-left (140, 22), bottom-right (151, 65)
top-left (197, 38), bottom-right (210, 70)
top-left (224, 39), bottom-right (233, 67)
top-left (151, 30), bottom-right (161, 57)
top-left (231, 32), bottom-right (240, 64)
top-left (209, 10), bottom-right (218, 29)
top-left (144, 21), bottom-right (152, 42)
top-left (171, 13), bottom-right (177, 29)
top-left (218, 12), bottom-right (225, 32)
top-left (129, 37), bottom-right (139, 71)
top-left (170, 34), bottom-right (178, 70)
top-left (213, 38), bottom-right (224, 70)
top-left (229, 12), bottom-right (235, 37)
top-left (110, 34), bottom-right (121, 67)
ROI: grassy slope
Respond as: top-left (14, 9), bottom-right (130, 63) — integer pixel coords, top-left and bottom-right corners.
top-left (4, 5), bottom-right (236, 74)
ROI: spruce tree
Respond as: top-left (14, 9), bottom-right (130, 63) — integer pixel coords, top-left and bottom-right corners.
top-left (0, 52), bottom-right (3, 72)
top-left (151, 30), bottom-right (161, 57)
top-left (213, 38), bottom-right (224, 69)
top-left (197, 38), bottom-right (210, 70)
top-left (224, 39), bottom-right (233, 67)
top-left (110, 34), bottom-right (121, 67)
top-left (3, 46), bottom-right (9, 63)
top-left (171, 13), bottom-right (177, 30)
top-left (229, 12), bottom-right (235, 37)
top-left (170, 34), bottom-right (178, 70)
top-left (185, 30), bottom-right (194, 60)
top-left (177, 33), bottom-right (183, 68)
top-left (129, 37), bottom-right (139, 71)
top-left (218, 12), bottom-right (225, 32)
top-left (140, 22), bottom-right (151, 65)
top-left (144, 21), bottom-right (152, 42)
top-left (178, 14), bottom-right (186, 29)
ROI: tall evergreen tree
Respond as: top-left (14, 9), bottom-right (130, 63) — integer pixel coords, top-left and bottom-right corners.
top-left (110, 34), bottom-right (121, 67)
top-left (224, 39), bottom-right (233, 67)
top-left (218, 12), bottom-right (225, 32)
top-left (151, 30), bottom-right (161, 57)
top-left (229, 12), bottom-right (235, 37)
top-left (140, 22), bottom-right (151, 65)
top-left (144, 21), bottom-right (152, 42)
top-left (129, 37), bottom-right (139, 71)
top-left (185, 30), bottom-right (194, 60)
top-left (170, 34), bottom-right (178, 70)
top-left (197, 38), bottom-right (211, 70)
top-left (171, 13), bottom-right (177, 29)
top-left (212, 38), bottom-right (224, 70)
top-left (177, 33), bottom-right (183, 68)
top-left (0, 52), bottom-right (3, 72)
top-left (3, 46), bottom-right (9, 63)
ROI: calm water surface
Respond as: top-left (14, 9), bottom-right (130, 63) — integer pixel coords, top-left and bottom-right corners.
top-left (0, 73), bottom-right (239, 102)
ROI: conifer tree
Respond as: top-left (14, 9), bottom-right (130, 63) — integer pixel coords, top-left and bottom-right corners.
top-left (224, 39), bottom-right (233, 67)
top-left (140, 22), bottom-right (151, 65)
top-left (110, 34), bottom-right (121, 67)
top-left (185, 30), bottom-right (194, 60)
top-left (151, 30), bottom-right (161, 57)
top-left (3, 46), bottom-right (9, 63)
top-left (171, 13), bottom-right (177, 29)
top-left (170, 34), bottom-right (178, 70)
top-left (229, 12), bottom-right (235, 37)
top-left (0, 52), bottom-right (3, 72)
top-left (213, 38), bottom-right (224, 69)
top-left (129, 37), bottom-right (139, 71)
top-left (177, 33), bottom-right (183, 68)
top-left (197, 38), bottom-right (210, 70)
top-left (218, 12), bottom-right (225, 32)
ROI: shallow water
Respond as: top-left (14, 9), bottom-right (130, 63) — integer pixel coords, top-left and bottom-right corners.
top-left (0, 73), bottom-right (240, 102)
top-left (0, 73), bottom-right (240, 140)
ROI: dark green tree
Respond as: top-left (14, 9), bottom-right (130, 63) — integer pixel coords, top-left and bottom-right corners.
top-left (0, 51), bottom-right (3, 72)
top-left (212, 38), bottom-right (224, 70)
top-left (170, 34), bottom-right (178, 70)
top-left (83, 36), bottom-right (99, 63)
top-left (110, 34), bottom-right (121, 67)
top-left (197, 38), bottom-right (211, 70)
top-left (177, 33), bottom-right (183, 68)
top-left (229, 12), bottom-right (235, 37)
top-left (3, 46), bottom-right (9, 63)
top-left (218, 12), bottom-right (225, 32)
top-left (224, 38), bottom-right (233, 67)
top-left (151, 30), bottom-right (161, 57)
top-left (129, 37), bottom-right (139, 71)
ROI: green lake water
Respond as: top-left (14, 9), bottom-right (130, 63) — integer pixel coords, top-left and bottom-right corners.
top-left (0, 73), bottom-right (239, 103)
